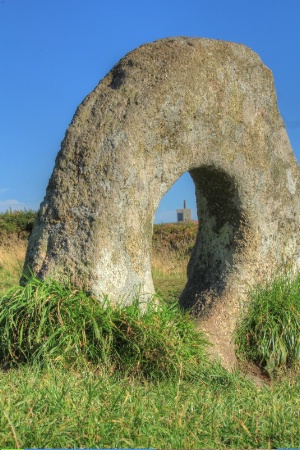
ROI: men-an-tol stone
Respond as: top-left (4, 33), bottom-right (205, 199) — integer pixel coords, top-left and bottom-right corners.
top-left (23, 38), bottom-right (300, 349)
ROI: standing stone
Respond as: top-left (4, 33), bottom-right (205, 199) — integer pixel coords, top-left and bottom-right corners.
top-left (23, 37), bottom-right (300, 334)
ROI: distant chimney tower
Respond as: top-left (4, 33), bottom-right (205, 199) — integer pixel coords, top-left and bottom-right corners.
top-left (177, 200), bottom-right (191, 223)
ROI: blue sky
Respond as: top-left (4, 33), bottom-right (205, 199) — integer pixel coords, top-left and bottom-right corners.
top-left (0, 0), bottom-right (299, 223)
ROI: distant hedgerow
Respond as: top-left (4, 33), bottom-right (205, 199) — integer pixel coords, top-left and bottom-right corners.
top-left (0, 209), bottom-right (36, 239)
top-left (152, 223), bottom-right (198, 260)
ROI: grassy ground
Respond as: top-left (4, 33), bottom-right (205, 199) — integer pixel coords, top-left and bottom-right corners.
top-left (1, 363), bottom-right (300, 448)
top-left (0, 274), bottom-right (299, 449)
top-left (0, 214), bottom-right (300, 448)
top-left (152, 272), bottom-right (186, 303)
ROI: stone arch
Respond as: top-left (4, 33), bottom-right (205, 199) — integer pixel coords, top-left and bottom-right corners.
top-left (23, 37), bottom-right (300, 333)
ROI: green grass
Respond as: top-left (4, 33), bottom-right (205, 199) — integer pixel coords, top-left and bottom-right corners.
top-left (0, 276), bottom-right (209, 380)
top-left (235, 272), bottom-right (300, 375)
top-left (0, 359), bottom-right (300, 447)
top-left (0, 276), bottom-right (299, 448)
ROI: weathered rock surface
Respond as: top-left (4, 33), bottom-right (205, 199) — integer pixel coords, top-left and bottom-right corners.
top-left (23, 37), bottom-right (300, 331)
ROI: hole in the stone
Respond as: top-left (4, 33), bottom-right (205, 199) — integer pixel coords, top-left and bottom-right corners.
top-left (152, 167), bottom-right (244, 314)
top-left (152, 173), bottom-right (198, 304)
top-left (180, 166), bottom-right (244, 315)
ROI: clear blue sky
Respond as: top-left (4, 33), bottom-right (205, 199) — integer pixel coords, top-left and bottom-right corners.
top-left (1, 0), bottom-right (299, 223)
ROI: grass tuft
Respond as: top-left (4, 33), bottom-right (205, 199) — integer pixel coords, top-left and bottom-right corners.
top-left (235, 272), bottom-right (300, 375)
top-left (0, 276), bottom-right (209, 379)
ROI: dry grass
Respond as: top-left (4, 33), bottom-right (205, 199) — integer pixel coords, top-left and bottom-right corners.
top-left (151, 249), bottom-right (188, 303)
top-left (151, 247), bottom-right (189, 277)
top-left (0, 238), bottom-right (27, 292)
